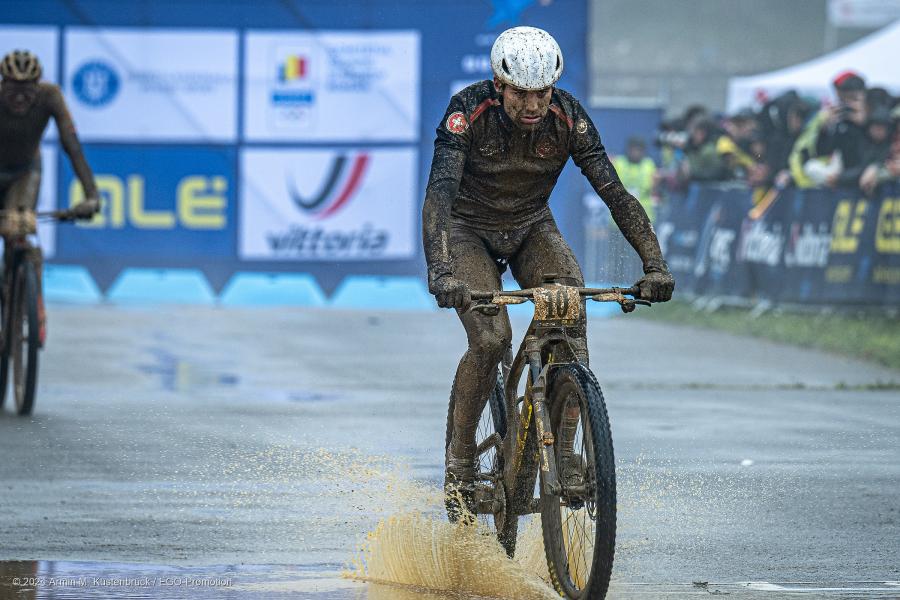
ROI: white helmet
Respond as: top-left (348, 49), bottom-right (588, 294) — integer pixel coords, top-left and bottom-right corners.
top-left (490, 26), bottom-right (563, 91)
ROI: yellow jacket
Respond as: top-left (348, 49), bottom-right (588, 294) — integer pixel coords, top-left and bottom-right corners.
top-left (613, 155), bottom-right (657, 221)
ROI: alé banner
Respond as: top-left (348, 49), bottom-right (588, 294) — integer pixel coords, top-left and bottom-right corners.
top-left (57, 146), bottom-right (236, 260)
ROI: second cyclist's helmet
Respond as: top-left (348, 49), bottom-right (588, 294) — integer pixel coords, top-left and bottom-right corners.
top-left (0, 50), bottom-right (42, 82)
top-left (490, 26), bottom-right (563, 91)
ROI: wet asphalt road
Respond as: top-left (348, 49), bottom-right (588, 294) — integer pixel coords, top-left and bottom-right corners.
top-left (0, 304), bottom-right (898, 599)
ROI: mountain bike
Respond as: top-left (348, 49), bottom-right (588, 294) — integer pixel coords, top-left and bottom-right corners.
top-left (446, 276), bottom-right (650, 600)
top-left (0, 207), bottom-right (86, 415)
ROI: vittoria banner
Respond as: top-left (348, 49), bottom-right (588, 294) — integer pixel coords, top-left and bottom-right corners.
top-left (239, 147), bottom-right (417, 261)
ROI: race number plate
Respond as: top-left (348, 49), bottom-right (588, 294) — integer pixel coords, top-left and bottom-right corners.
top-left (533, 287), bottom-right (582, 325)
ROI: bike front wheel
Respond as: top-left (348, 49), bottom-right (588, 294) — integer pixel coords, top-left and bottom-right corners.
top-left (8, 259), bottom-right (39, 415)
top-left (541, 363), bottom-right (616, 600)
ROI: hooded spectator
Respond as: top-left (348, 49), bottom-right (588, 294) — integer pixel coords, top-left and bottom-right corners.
top-left (680, 118), bottom-right (729, 182)
top-left (858, 105), bottom-right (897, 194)
top-left (763, 94), bottom-right (815, 187)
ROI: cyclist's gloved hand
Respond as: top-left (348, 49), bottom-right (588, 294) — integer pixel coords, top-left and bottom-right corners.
top-left (430, 274), bottom-right (471, 310)
top-left (71, 197), bottom-right (101, 220)
top-left (636, 267), bottom-right (675, 302)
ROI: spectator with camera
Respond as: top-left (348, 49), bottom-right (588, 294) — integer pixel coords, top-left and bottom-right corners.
top-left (788, 71), bottom-right (866, 188)
top-left (815, 71), bottom-right (870, 188)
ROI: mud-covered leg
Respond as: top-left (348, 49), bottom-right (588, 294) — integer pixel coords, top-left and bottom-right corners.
top-left (6, 164), bottom-right (44, 346)
top-left (445, 230), bottom-right (510, 522)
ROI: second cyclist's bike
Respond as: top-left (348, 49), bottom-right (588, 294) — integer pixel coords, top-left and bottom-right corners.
top-left (445, 275), bottom-right (650, 600)
top-left (0, 206), bottom-right (89, 415)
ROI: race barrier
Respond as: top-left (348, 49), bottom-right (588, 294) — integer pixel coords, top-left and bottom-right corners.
top-left (656, 183), bottom-right (900, 306)
top-left (44, 266), bottom-right (627, 318)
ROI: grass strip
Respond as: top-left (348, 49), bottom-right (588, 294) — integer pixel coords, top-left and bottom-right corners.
top-left (637, 300), bottom-right (900, 370)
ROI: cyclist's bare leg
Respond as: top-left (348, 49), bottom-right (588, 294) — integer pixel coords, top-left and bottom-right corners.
top-left (510, 216), bottom-right (587, 479)
top-left (446, 225), bottom-right (511, 517)
top-left (5, 163), bottom-right (44, 345)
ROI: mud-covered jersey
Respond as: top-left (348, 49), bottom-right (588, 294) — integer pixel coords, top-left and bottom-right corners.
top-left (422, 80), bottom-right (666, 284)
top-left (427, 80), bottom-right (620, 230)
top-left (0, 82), bottom-right (97, 197)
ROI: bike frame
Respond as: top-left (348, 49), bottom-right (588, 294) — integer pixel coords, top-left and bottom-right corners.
top-left (470, 283), bottom-right (643, 517)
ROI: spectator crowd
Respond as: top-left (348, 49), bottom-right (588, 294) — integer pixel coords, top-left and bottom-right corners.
top-left (648, 70), bottom-right (900, 203)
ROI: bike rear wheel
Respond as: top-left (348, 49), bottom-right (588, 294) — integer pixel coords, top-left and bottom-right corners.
top-left (541, 363), bottom-right (616, 599)
top-left (7, 259), bottom-right (39, 415)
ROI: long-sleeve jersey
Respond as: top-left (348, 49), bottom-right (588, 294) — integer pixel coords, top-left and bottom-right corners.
top-left (422, 80), bottom-right (665, 280)
top-left (0, 82), bottom-right (97, 197)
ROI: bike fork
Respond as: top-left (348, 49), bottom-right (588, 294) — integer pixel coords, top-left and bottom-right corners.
top-left (526, 336), bottom-right (561, 497)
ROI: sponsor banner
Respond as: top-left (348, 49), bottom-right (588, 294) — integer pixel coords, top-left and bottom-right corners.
top-left (692, 189), bottom-right (753, 298)
top-left (64, 28), bottom-right (238, 142)
top-left (243, 31), bottom-right (420, 142)
top-left (56, 146), bottom-right (235, 259)
top-left (828, 0), bottom-right (900, 27)
top-left (239, 147), bottom-right (416, 261)
top-left (0, 26), bottom-right (60, 139)
top-left (0, 25), bottom-right (59, 83)
top-left (656, 184), bottom-right (721, 291)
top-left (659, 183), bottom-right (900, 305)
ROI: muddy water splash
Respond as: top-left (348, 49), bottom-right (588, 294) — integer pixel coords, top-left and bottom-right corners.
top-left (350, 511), bottom-right (556, 600)
top-left (340, 458), bottom-right (557, 600)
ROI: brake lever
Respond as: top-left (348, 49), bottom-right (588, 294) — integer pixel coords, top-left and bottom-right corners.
top-left (619, 298), bottom-right (651, 313)
top-left (469, 303), bottom-right (500, 316)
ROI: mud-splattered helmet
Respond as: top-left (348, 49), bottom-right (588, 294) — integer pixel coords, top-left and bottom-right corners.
top-left (0, 50), bottom-right (42, 82)
top-left (490, 26), bottom-right (563, 91)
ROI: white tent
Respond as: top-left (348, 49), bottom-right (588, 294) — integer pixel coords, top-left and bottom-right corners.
top-left (727, 19), bottom-right (900, 112)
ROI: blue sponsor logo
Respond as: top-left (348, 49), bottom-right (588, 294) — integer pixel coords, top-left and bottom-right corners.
top-left (72, 61), bottom-right (120, 107)
top-left (271, 92), bottom-right (314, 104)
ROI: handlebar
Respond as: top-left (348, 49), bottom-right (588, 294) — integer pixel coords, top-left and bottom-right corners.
top-left (470, 285), bottom-right (642, 301)
top-left (467, 285), bottom-right (651, 315)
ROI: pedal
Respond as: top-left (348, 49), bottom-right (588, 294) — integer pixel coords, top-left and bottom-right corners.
top-left (476, 432), bottom-right (502, 456)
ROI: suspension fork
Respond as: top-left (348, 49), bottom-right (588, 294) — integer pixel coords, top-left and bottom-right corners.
top-left (525, 335), bottom-right (561, 497)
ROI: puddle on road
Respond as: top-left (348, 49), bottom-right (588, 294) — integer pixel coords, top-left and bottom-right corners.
top-left (1, 446), bottom-right (767, 599)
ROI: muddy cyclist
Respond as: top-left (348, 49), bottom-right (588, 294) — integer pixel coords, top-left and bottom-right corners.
top-left (421, 26), bottom-right (675, 519)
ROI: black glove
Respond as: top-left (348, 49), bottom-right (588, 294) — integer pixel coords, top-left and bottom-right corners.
top-left (430, 274), bottom-right (471, 310)
top-left (635, 268), bottom-right (675, 302)
top-left (70, 197), bottom-right (101, 220)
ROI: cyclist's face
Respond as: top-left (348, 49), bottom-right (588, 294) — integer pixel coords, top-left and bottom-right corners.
top-left (496, 79), bottom-right (552, 130)
top-left (1, 80), bottom-right (38, 115)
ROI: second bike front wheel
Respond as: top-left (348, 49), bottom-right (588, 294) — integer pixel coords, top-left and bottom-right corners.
top-left (0, 269), bottom-right (8, 410)
top-left (541, 363), bottom-right (616, 600)
top-left (10, 260), bottom-right (39, 415)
